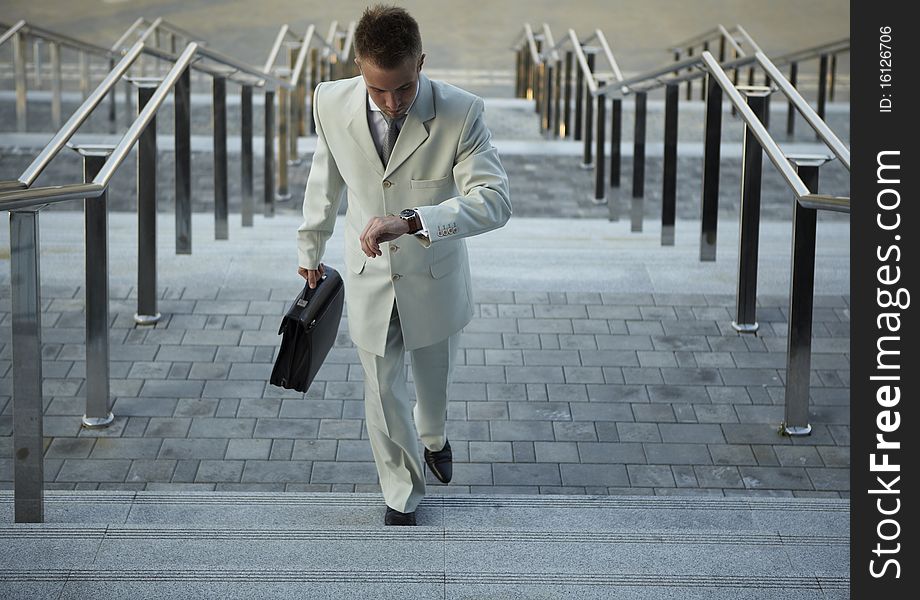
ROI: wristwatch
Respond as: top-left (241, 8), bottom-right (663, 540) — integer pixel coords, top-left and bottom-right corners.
top-left (399, 208), bottom-right (421, 234)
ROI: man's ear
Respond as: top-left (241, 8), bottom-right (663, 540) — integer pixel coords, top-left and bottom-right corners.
top-left (417, 53), bottom-right (426, 71)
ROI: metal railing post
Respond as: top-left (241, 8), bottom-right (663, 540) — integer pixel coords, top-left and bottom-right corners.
top-left (661, 83), bottom-right (679, 245)
top-left (131, 79), bottom-right (162, 325)
top-left (264, 88), bottom-right (276, 217)
top-left (574, 51), bottom-right (584, 140)
top-left (175, 66), bottom-right (192, 254)
top-left (552, 59), bottom-right (562, 137)
top-left (32, 39), bottom-right (42, 87)
top-left (700, 73), bottom-right (723, 262)
top-left (213, 75), bottom-right (229, 240)
top-left (289, 44), bottom-right (302, 164)
top-left (277, 85), bottom-right (291, 200)
top-left (13, 32), bottom-right (28, 131)
top-left (608, 97), bottom-right (622, 221)
top-left (700, 41), bottom-right (709, 100)
top-left (309, 48), bottom-right (319, 134)
top-left (829, 54), bottom-right (837, 102)
top-left (542, 62), bottom-right (553, 134)
top-left (73, 145), bottom-right (116, 429)
top-left (817, 54), bottom-right (828, 122)
top-left (563, 51), bottom-right (573, 138)
top-left (10, 208), bottom-right (44, 523)
top-left (515, 48), bottom-right (524, 97)
top-left (782, 156), bottom-right (829, 436)
top-left (786, 62), bottom-right (798, 136)
top-left (108, 58), bottom-right (117, 133)
top-left (582, 52), bottom-right (596, 166)
top-left (49, 42), bottom-right (62, 130)
top-left (630, 90), bottom-right (647, 232)
top-left (593, 80), bottom-right (606, 203)
top-left (685, 46), bottom-right (694, 100)
top-left (732, 87), bottom-right (771, 333)
top-left (534, 39), bottom-right (543, 115)
top-left (241, 84), bottom-right (254, 227)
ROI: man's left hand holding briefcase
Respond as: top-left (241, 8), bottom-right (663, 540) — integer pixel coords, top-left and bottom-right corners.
top-left (270, 264), bottom-right (344, 393)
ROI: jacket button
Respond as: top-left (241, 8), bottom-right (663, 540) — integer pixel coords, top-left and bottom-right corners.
top-left (383, 180), bottom-right (393, 188)
top-left (390, 244), bottom-right (399, 252)
top-left (392, 274), bottom-right (401, 281)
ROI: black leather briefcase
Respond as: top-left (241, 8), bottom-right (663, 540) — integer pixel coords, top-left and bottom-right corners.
top-left (270, 267), bottom-right (345, 392)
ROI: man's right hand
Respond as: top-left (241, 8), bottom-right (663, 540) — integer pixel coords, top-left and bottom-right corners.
top-left (298, 263), bottom-right (326, 289)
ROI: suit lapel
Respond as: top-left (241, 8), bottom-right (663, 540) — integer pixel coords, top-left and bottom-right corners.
top-left (384, 72), bottom-right (435, 179)
top-left (345, 81), bottom-right (385, 177)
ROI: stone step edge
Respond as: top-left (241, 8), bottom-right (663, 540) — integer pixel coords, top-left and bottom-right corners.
top-left (0, 490), bottom-right (849, 512)
top-left (0, 568), bottom-right (850, 589)
top-left (0, 524), bottom-right (847, 547)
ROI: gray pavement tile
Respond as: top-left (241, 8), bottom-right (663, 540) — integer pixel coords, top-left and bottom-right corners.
top-left (586, 384), bottom-right (649, 403)
top-left (310, 461), bottom-right (378, 484)
top-left (817, 446), bottom-right (850, 467)
top-left (225, 438), bottom-right (272, 460)
top-left (334, 439), bottom-right (374, 461)
top-left (601, 367), bottom-right (624, 384)
top-left (478, 290), bottom-right (515, 303)
top-left (566, 292), bottom-right (602, 304)
top-left (501, 333), bottom-right (542, 349)
top-left (733, 405), bottom-right (784, 424)
top-left (446, 420), bottom-right (490, 441)
top-left (739, 466), bottom-right (814, 490)
top-left (323, 381), bottom-right (364, 400)
top-left (138, 380), bottom-right (206, 399)
top-left (497, 303), bottom-right (534, 318)
top-left (545, 384), bottom-right (589, 402)
top-left (452, 365), bottom-right (507, 383)
top-left (126, 459), bottom-right (178, 483)
top-left (639, 306), bottom-right (678, 320)
top-left (215, 346), bottom-right (256, 361)
top-left (216, 399), bottom-right (241, 417)
top-left (450, 383), bottom-right (487, 401)
top-left (195, 459), bottom-right (245, 482)
top-left (636, 351), bottom-right (678, 368)
top-left (571, 319), bottom-right (610, 334)
top-left (672, 465), bottom-right (699, 487)
top-left (464, 317), bottom-right (517, 333)
top-left (593, 422), bottom-right (619, 442)
top-left (159, 439), bottom-right (228, 460)
top-left (192, 300), bottom-right (250, 315)
top-left (731, 352), bottom-right (787, 369)
top-left (621, 367), bottom-right (664, 384)
top-left (318, 418), bottom-right (363, 439)
top-left (672, 403), bottom-right (697, 423)
top-left (644, 443), bottom-right (712, 465)
top-left (579, 350), bottom-right (639, 367)
top-left (74, 416), bottom-right (127, 438)
top-left (188, 417), bottom-right (257, 438)
top-left (616, 423), bottom-right (661, 443)
top-left (507, 401), bottom-right (571, 421)
top-left (489, 420), bottom-right (554, 441)
top-left (236, 397), bottom-right (283, 417)
top-left (167, 363), bottom-right (193, 379)
top-left (238, 460), bottom-right (314, 483)
top-left (570, 402), bottom-right (633, 422)
top-left (534, 441), bottom-right (581, 463)
top-left (493, 463), bottom-right (561, 486)
top-left (694, 352), bottom-right (736, 368)
top-left (486, 383), bottom-right (527, 402)
top-left (459, 332), bottom-right (504, 348)
top-left (126, 361), bottom-right (173, 379)
top-left (723, 424), bottom-right (791, 445)
top-left (467, 401), bottom-right (509, 420)
top-left (55, 459), bottom-right (131, 482)
top-left (173, 398), bottom-right (220, 417)
top-left (658, 423), bottom-right (726, 444)
top-left (202, 380), bottom-right (266, 398)
top-left (627, 464), bottom-right (676, 487)
top-left (279, 398), bottom-right (343, 419)
top-left (450, 462), bottom-right (493, 485)
top-left (576, 442), bottom-right (645, 464)
top-left (625, 321), bottom-right (665, 336)
top-left (89, 438), bottom-right (162, 459)
top-left (187, 362), bottom-right (233, 379)
top-left (774, 446), bottom-right (824, 467)
top-left (560, 463), bottom-right (629, 486)
top-left (694, 465), bottom-right (746, 488)
top-left (518, 318), bottom-right (573, 334)
top-left (539, 334), bottom-right (560, 350)
top-left (154, 345), bottom-right (218, 362)
top-left (631, 404), bottom-right (675, 422)
top-left (751, 445), bottom-right (781, 466)
top-left (483, 349), bottom-right (523, 365)
top-left (270, 439), bottom-right (294, 460)
top-left (660, 367), bottom-right (722, 385)
top-left (646, 385), bottom-right (711, 403)
top-left (807, 468), bottom-right (849, 491)
top-left (708, 445), bottom-right (758, 467)
top-left (45, 437), bottom-right (96, 459)
top-left (506, 366), bottom-right (565, 383)
top-left (552, 421), bottom-right (598, 442)
top-left (469, 441), bottom-right (514, 462)
top-left (253, 417), bottom-right (320, 439)
top-left (558, 334), bottom-right (599, 350)
top-left (111, 396), bottom-right (180, 417)
top-left (692, 405), bottom-right (738, 423)
top-left (512, 440), bottom-right (536, 462)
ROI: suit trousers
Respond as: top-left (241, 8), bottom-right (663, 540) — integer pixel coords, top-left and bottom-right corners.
top-left (356, 300), bottom-right (460, 513)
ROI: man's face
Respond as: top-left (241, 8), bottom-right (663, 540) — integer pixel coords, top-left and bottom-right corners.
top-left (356, 54), bottom-right (425, 120)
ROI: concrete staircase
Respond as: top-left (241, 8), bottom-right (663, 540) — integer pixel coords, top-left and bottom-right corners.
top-left (0, 490), bottom-right (848, 599)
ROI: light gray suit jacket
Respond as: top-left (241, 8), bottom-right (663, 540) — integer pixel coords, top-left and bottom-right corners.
top-left (297, 72), bottom-right (512, 356)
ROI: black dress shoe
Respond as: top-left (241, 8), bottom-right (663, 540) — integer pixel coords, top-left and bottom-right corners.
top-left (385, 506), bottom-right (416, 526)
top-left (424, 439), bottom-right (452, 484)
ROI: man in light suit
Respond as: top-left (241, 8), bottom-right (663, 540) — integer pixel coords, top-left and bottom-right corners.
top-left (296, 5), bottom-right (511, 526)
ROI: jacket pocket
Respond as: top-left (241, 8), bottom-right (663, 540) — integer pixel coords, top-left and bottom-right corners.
top-left (410, 175), bottom-right (451, 189)
top-left (429, 250), bottom-right (461, 279)
top-left (345, 244), bottom-right (367, 275)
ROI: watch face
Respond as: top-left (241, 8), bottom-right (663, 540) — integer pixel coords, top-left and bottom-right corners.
top-left (400, 209), bottom-right (415, 219)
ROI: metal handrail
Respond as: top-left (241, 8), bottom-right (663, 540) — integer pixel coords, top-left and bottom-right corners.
top-left (263, 25), bottom-right (293, 72)
top-left (594, 29), bottom-right (625, 84)
top-left (700, 51), bottom-right (848, 212)
top-left (522, 23), bottom-right (542, 65)
top-left (1, 19), bottom-right (120, 59)
top-left (15, 41), bottom-right (147, 188)
top-left (0, 20), bottom-right (26, 47)
top-left (110, 18), bottom-right (146, 52)
top-left (716, 24), bottom-right (746, 56)
top-left (597, 36), bottom-right (850, 97)
top-left (567, 29), bottom-right (597, 95)
top-left (0, 41), bottom-right (279, 212)
top-left (541, 24), bottom-right (559, 62)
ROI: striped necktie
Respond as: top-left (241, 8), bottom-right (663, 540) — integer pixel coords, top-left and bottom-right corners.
top-left (381, 114), bottom-right (401, 166)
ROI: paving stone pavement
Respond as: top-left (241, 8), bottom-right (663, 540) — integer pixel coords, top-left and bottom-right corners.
top-left (0, 251), bottom-right (850, 498)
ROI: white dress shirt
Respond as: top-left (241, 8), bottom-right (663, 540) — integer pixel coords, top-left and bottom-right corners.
top-left (366, 80), bottom-right (430, 240)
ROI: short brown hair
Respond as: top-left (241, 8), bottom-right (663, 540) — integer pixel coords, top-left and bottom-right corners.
top-left (353, 4), bottom-right (422, 69)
